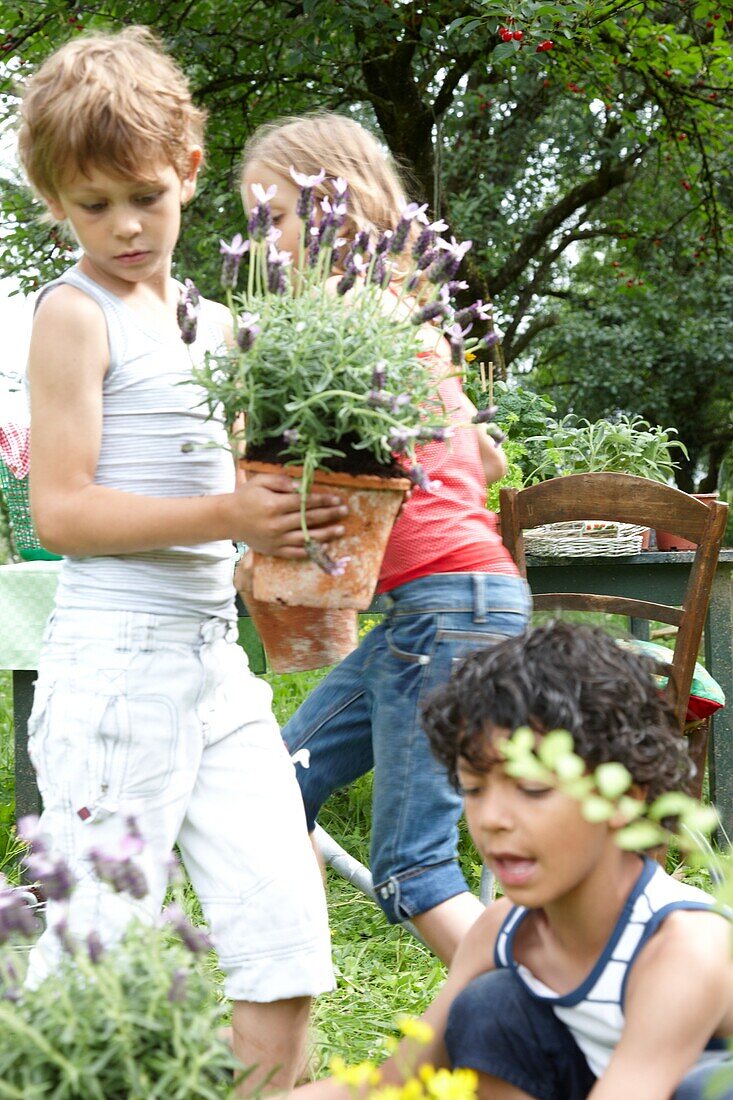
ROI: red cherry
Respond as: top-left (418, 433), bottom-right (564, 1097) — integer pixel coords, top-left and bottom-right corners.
top-left (513, 30), bottom-right (523, 40)
top-left (681, 180), bottom-right (692, 191)
top-left (536, 39), bottom-right (554, 52)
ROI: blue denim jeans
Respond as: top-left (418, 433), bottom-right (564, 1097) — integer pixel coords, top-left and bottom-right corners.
top-left (282, 572), bottom-right (531, 923)
top-left (446, 969), bottom-right (732, 1099)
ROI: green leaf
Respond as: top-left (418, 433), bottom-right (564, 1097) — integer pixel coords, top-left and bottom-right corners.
top-left (581, 794), bottom-right (615, 823)
top-left (555, 752), bottom-right (586, 781)
top-left (648, 791), bottom-right (695, 821)
top-left (615, 820), bottom-right (667, 850)
top-left (537, 729), bottom-right (574, 769)
top-left (594, 762), bottom-right (632, 800)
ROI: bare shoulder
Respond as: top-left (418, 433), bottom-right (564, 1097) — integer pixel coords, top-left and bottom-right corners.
top-left (638, 906), bottom-right (730, 965)
top-left (30, 284), bottom-right (108, 385)
top-left (32, 281), bottom-right (106, 335)
top-left (629, 905), bottom-right (732, 1004)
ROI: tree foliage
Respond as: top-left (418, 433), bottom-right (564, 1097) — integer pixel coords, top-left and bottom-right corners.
top-left (1, 0), bottom-right (731, 486)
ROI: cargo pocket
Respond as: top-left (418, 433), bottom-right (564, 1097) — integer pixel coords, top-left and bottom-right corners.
top-left (27, 682), bottom-right (114, 818)
top-left (98, 692), bottom-right (178, 803)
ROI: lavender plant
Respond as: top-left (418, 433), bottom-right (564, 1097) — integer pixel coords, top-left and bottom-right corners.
top-left (0, 817), bottom-right (241, 1098)
top-left (180, 174), bottom-right (499, 569)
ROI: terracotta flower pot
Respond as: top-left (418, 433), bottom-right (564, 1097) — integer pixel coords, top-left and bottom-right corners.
top-left (241, 460), bottom-right (410, 609)
top-left (237, 555), bottom-right (358, 672)
top-left (655, 492), bottom-right (718, 551)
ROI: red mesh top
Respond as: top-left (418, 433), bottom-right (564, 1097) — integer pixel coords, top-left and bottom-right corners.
top-left (377, 346), bottom-right (518, 594)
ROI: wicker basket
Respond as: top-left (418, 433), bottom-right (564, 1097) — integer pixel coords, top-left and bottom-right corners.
top-left (523, 520), bottom-right (646, 558)
top-left (0, 459), bottom-right (61, 561)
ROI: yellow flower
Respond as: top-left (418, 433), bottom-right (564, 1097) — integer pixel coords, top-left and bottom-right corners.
top-left (424, 1067), bottom-right (478, 1099)
top-left (369, 1087), bottom-right (403, 1100)
top-left (330, 1056), bottom-right (381, 1088)
top-left (400, 1079), bottom-right (425, 1100)
top-left (465, 350), bottom-right (476, 362)
top-left (396, 1016), bottom-right (434, 1045)
top-left (384, 1036), bottom-right (399, 1054)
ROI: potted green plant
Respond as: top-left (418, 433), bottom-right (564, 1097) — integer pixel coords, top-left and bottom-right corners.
top-left (183, 177), bottom-right (490, 613)
top-left (524, 413), bottom-right (687, 484)
top-left (503, 411), bottom-right (688, 555)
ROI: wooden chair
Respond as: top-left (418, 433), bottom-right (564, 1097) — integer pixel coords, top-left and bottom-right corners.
top-left (499, 472), bottom-right (729, 800)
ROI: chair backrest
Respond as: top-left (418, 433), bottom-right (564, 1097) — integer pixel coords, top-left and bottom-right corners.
top-left (499, 473), bottom-right (729, 732)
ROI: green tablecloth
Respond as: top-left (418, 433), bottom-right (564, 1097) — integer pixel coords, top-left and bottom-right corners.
top-left (0, 560), bottom-right (59, 669)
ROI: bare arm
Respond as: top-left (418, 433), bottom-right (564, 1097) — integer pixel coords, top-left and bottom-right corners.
top-left (28, 287), bottom-right (346, 557)
top-left (456, 392), bottom-right (508, 487)
top-left (589, 911), bottom-right (732, 1100)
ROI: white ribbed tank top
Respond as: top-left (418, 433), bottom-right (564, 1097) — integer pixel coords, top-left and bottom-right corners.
top-left (38, 267), bottom-right (236, 619)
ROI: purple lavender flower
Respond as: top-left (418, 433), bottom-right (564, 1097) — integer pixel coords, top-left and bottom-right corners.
top-left (417, 248), bottom-right (438, 272)
top-left (353, 229), bottom-right (371, 254)
top-left (389, 202), bottom-right (427, 255)
top-left (390, 393), bottom-right (411, 412)
top-left (407, 463), bottom-right (441, 492)
top-left (305, 541), bottom-right (351, 576)
top-left (17, 814), bottom-right (47, 853)
top-left (219, 233), bottom-right (249, 289)
top-left (164, 903), bottom-right (214, 955)
top-left (472, 405), bottom-right (498, 424)
top-left (417, 425), bottom-right (454, 443)
top-left (447, 280), bottom-right (470, 296)
top-left (177, 279), bottom-right (201, 345)
top-left (374, 230), bottom-right (393, 256)
top-left (88, 830), bottom-right (148, 900)
top-left (388, 426), bottom-right (419, 454)
top-left (0, 881), bottom-right (39, 944)
top-left (371, 362), bottom-right (387, 389)
top-left (487, 424), bottom-right (507, 445)
top-left (168, 966), bottom-right (189, 1003)
top-left (412, 289), bottom-right (451, 325)
top-left (454, 300), bottom-right (492, 327)
top-left (366, 390), bottom-right (390, 408)
top-left (0, 956), bottom-right (20, 1001)
top-left (445, 321), bottom-right (472, 367)
top-left (336, 270), bottom-right (357, 295)
top-left (87, 930), bottom-right (105, 964)
top-left (412, 216), bottom-right (449, 260)
top-left (248, 182), bottom-right (277, 241)
top-left (23, 851), bottom-right (75, 902)
top-left (482, 330), bottom-right (500, 350)
top-left (307, 225), bottom-right (321, 267)
top-left (236, 311), bottom-right (260, 352)
top-left (165, 851), bottom-right (185, 887)
top-left (267, 253), bottom-right (289, 294)
top-left (318, 195), bottom-right (348, 250)
top-left (290, 167), bottom-right (326, 221)
top-left (426, 237), bottom-right (473, 285)
top-left (53, 916), bottom-right (77, 958)
top-left (369, 255), bottom-right (391, 289)
top-left (336, 252), bottom-right (369, 295)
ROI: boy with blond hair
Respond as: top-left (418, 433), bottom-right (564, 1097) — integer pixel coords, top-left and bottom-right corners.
top-left (18, 26), bottom-right (343, 1090)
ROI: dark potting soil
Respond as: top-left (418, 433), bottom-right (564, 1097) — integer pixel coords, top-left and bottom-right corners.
top-left (247, 434), bottom-right (405, 479)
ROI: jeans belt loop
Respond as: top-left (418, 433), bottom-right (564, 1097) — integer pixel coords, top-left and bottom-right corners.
top-left (473, 573), bottom-right (488, 624)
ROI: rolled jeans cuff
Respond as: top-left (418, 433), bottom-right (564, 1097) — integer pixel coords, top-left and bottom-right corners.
top-left (373, 857), bottom-right (468, 924)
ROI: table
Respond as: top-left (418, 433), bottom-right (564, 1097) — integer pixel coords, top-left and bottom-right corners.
top-left (3, 551), bottom-right (733, 832)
